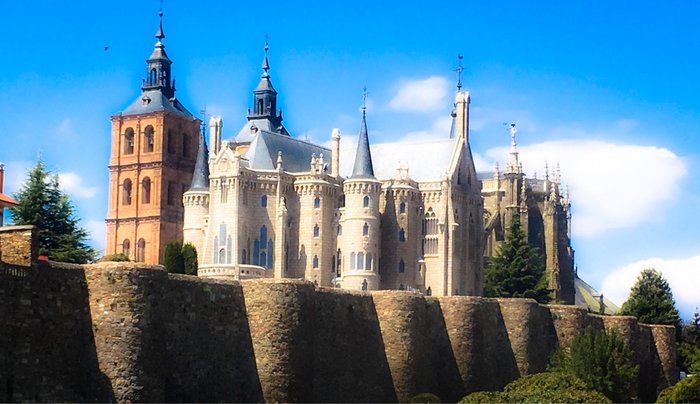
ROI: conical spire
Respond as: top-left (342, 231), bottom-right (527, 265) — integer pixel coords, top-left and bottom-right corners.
top-left (189, 129), bottom-right (210, 191)
top-left (155, 10), bottom-right (165, 41)
top-left (351, 88), bottom-right (375, 179)
top-left (142, 8), bottom-right (174, 98)
top-left (262, 36), bottom-right (270, 78)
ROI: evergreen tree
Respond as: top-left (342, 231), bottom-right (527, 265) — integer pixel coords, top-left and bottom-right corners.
top-left (484, 211), bottom-right (551, 303)
top-left (163, 241), bottom-right (185, 274)
top-left (619, 268), bottom-right (681, 329)
top-left (182, 243), bottom-right (198, 275)
top-left (10, 160), bottom-right (97, 264)
top-left (679, 308), bottom-right (700, 373)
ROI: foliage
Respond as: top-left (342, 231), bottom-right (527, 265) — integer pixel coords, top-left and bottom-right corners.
top-left (500, 372), bottom-right (610, 403)
top-left (182, 243), bottom-right (198, 275)
top-left (656, 375), bottom-right (700, 403)
top-left (459, 391), bottom-right (504, 403)
top-left (408, 392), bottom-right (441, 403)
top-left (10, 160), bottom-right (97, 264)
top-left (100, 253), bottom-right (130, 262)
top-left (163, 241), bottom-right (185, 274)
top-left (679, 308), bottom-right (700, 373)
top-left (484, 211), bottom-right (551, 303)
top-left (619, 268), bottom-right (681, 330)
top-left (549, 327), bottom-right (638, 402)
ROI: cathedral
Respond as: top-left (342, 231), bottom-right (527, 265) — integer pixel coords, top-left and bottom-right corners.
top-left (105, 11), bottom-right (575, 300)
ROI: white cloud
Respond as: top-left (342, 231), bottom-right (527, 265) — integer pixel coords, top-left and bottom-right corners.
top-left (85, 218), bottom-right (106, 254)
top-left (398, 115), bottom-right (453, 142)
top-left (485, 139), bottom-right (686, 237)
top-left (58, 172), bottom-right (99, 199)
top-left (389, 76), bottom-right (449, 112)
top-left (602, 255), bottom-right (700, 318)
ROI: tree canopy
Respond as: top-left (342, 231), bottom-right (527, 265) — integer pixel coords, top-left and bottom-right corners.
top-left (619, 268), bottom-right (681, 329)
top-left (10, 160), bottom-right (97, 264)
top-left (484, 211), bottom-right (551, 303)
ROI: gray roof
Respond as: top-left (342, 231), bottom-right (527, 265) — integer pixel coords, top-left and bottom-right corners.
top-left (232, 118), bottom-right (287, 144)
top-left (244, 130), bottom-right (331, 172)
top-left (350, 112), bottom-right (375, 179)
top-left (189, 132), bottom-right (210, 191)
top-left (122, 90), bottom-right (194, 118)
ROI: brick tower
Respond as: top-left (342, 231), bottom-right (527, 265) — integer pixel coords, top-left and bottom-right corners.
top-left (105, 11), bottom-right (200, 263)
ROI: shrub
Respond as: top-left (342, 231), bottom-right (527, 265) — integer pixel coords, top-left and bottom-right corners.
top-left (182, 243), bottom-right (198, 275)
top-left (100, 253), bottom-right (129, 262)
top-left (459, 391), bottom-right (503, 403)
top-left (163, 241), bottom-right (185, 274)
top-left (501, 372), bottom-right (611, 403)
top-left (657, 375), bottom-right (700, 403)
top-left (549, 327), bottom-right (638, 402)
top-left (409, 392), bottom-right (441, 403)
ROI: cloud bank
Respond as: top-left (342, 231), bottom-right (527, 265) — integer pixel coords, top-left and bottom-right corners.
top-left (389, 76), bottom-right (449, 113)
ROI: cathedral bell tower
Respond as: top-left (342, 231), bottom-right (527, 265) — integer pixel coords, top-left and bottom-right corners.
top-left (247, 38), bottom-right (285, 132)
top-left (105, 10), bottom-right (200, 264)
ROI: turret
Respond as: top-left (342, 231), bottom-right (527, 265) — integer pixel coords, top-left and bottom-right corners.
top-left (247, 38), bottom-right (285, 133)
top-left (209, 116), bottom-right (222, 155)
top-left (183, 129), bottom-right (210, 260)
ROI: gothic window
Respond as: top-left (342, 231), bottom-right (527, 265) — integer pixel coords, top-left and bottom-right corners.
top-left (150, 68), bottom-right (157, 85)
top-left (144, 125), bottom-right (154, 153)
top-left (313, 224), bottom-right (320, 238)
top-left (260, 225), bottom-right (267, 249)
top-left (123, 179), bottom-right (132, 205)
top-left (312, 255), bottom-right (319, 269)
top-left (399, 202), bottom-right (406, 214)
top-left (142, 177), bottom-right (151, 204)
top-left (366, 253), bottom-right (372, 271)
top-left (267, 239), bottom-right (274, 268)
top-left (261, 194), bottom-right (267, 207)
top-left (219, 222), bottom-right (227, 243)
top-left (363, 195), bottom-right (369, 208)
top-left (357, 252), bottom-right (364, 270)
top-left (314, 197), bottom-right (320, 209)
top-left (226, 236), bottom-right (232, 264)
top-left (137, 239), bottom-right (145, 262)
top-left (399, 259), bottom-right (405, 273)
top-left (350, 252), bottom-right (356, 270)
top-left (253, 240), bottom-right (260, 265)
top-left (241, 249), bottom-right (247, 264)
top-left (423, 208), bottom-right (438, 255)
top-left (363, 222), bottom-right (369, 236)
top-left (260, 252), bottom-right (267, 268)
top-left (399, 228), bottom-right (406, 242)
top-left (337, 224), bottom-right (342, 235)
top-left (219, 248), bottom-right (226, 264)
top-left (213, 236), bottom-right (219, 264)
top-left (122, 239), bottom-right (130, 257)
top-left (167, 129), bottom-right (175, 154)
top-left (220, 179), bottom-right (228, 203)
top-left (124, 128), bottom-right (135, 155)
top-left (257, 99), bottom-right (264, 115)
top-left (182, 133), bottom-right (190, 158)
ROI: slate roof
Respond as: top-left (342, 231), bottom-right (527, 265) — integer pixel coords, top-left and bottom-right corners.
top-left (232, 118), bottom-right (287, 144)
top-left (189, 133), bottom-right (210, 191)
top-left (244, 130), bottom-right (331, 173)
top-left (350, 113), bottom-right (375, 179)
top-left (574, 276), bottom-right (619, 315)
top-left (121, 90), bottom-right (194, 118)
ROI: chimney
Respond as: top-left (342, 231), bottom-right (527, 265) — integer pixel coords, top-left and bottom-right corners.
top-left (331, 128), bottom-right (341, 177)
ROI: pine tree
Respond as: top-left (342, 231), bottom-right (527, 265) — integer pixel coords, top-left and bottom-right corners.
top-left (182, 243), bottom-right (198, 275)
top-left (163, 241), bottom-right (185, 274)
top-left (619, 268), bottom-right (681, 328)
top-left (484, 211), bottom-right (551, 303)
top-left (10, 160), bottom-right (97, 264)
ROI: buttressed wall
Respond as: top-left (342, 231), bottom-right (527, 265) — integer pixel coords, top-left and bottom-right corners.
top-left (0, 230), bottom-right (677, 402)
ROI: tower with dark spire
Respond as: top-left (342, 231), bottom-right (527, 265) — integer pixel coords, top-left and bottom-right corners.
top-left (248, 37), bottom-right (283, 130)
top-left (350, 88), bottom-right (375, 179)
top-left (107, 7), bottom-right (200, 265)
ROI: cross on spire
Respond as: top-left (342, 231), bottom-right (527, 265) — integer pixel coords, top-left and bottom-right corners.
top-left (362, 86), bottom-right (368, 115)
top-left (455, 54), bottom-right (464, 91)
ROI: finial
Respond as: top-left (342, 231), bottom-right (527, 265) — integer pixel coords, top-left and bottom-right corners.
top-left (508, 123), bottom-right (517, 145)
top-left (262, 35), bottom-right (270, 78)
top-left (455, 54), bottom-right (464, 91)
top-left (155, 0), bottom-right (165, 41)
top-left (277, 151), bottom-right (283, 170)
top-left (362, 86), bottom-right (368, 116)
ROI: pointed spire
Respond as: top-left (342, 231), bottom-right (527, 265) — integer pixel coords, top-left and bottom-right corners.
top-left (351, 87), bottom-right (375, 179)
top-left (189, 129), bottom-right (210, 191)
top-left (262, 35), bottom-right (270, 78)
top-left (155, 4), bottom-right (165, 41)
top-left (142, 4), bottom-right (174, 98)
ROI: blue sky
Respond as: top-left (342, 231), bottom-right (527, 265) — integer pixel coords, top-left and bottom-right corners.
top-left (1, 1), bottom-right (698, 318)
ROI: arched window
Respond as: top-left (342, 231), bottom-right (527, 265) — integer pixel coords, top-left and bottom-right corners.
top-left (337, 249), bottom-right (342, 276)
top-left (399, 202), bottom-right (406, 214)
top-left (366, 253), bottom-right (372, 271)
top-left (423, 208), bottom-right (438, 255)
top-left (260, 252), bottom-right (267, 268)
top-left (142, 177), bottom-right (151, 204)
top-left (257, 99), bottom-right (264, 115)
top-left (253, 240), bottom-right (260, 265)
top-left (123, 179), bottom-right (132, 205)
top-left (241, 249), bottom-right (247, 264)
top-left (337, 224), bottom-right (342, 235)
top-left (260, 226), bottom-right (267, 248)
top-left (267, 239), bottom-right (274, 268)
top-left (261, 195), bottom-right (267, 207)
top-left (144, 125), bottom-right (154, 153)
top-left (136, 239), bottom-right (145, 262)
top-left (122, 239), bottom-right (130, 257)
top-left (220, 178), bottom-right (228, 203)
top-left (314, 197), bottom-right (320, 209)
top-left (312, 255), bottom-right (319, 269)
top-left (219, 248), bottom-right (226, 264)
top-left (357, 252), bottom-right (364, 270)
top-left (363, 222), bottom-right (369, 236)
top-left (399, 228), bottom-right (406, 242)
top-left (398, 259), bottom-right (405, 273)
top-left (150, 68), bottom-right (157, 85)
top-left (363, 195), bottom-right (369, 208)
top-left (182, 133), bottom-right (190, 157)
top-left (350, 252), bottom-right (356, 270)
top-left (124, 128), bottom-right (134, 155)
top-left (219, 223), bottom-right (227, 242)
top-left (313, 224), bottom-right (320, 238)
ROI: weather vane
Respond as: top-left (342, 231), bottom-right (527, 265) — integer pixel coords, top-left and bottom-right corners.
top-left (455, 54), bottom-right (464, 91)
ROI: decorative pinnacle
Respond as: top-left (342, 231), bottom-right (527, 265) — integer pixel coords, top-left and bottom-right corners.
top-left (262, 35), bottom-right (270, 78)
top-left (362, 86), bottom-right (368, 115)
top-left (455, 54), bottom-right (464, 91)
top-left (155, 0), bottom-right (165, 41)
